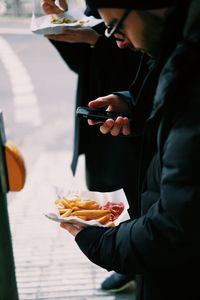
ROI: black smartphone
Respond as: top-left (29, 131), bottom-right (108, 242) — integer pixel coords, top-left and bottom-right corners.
top-left (76, 106), bottom-right (131, 121)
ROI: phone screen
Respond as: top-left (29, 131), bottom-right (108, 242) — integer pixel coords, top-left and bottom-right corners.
top-left (76, 106), bottom-right (131, 121)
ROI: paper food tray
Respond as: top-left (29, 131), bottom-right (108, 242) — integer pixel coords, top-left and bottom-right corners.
top-left (31, 9), bottom-right (103, 35)
top-left (44, 189), bottom-right (130, 228)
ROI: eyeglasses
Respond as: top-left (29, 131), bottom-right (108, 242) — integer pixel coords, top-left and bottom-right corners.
top-left (105, 10), bottom-right (130, 38)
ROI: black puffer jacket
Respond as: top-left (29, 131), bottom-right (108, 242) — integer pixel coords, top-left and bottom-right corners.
top-left (49, 23), bottom-right (143, 196)
top-left (75, 2), bottom-right (200, 299)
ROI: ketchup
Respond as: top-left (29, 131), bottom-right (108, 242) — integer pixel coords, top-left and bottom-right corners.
top-left (101, 201), bottom-right (124, 220)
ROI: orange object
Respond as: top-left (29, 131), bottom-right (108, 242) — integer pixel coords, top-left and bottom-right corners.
top-left (5, 140), bottom-right (26, 192)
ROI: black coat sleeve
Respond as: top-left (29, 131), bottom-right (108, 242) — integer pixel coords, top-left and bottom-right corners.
top-left (49, 39), bottom-right (91, 73)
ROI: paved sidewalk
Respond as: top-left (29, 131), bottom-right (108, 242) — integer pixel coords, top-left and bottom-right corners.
top-left (8, 151), bottom-right (136, 300)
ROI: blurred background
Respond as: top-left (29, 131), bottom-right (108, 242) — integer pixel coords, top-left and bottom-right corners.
top-left (0, 1), bottom-right (135, 299)
top-left (0, 0), bottom-right (86, 16)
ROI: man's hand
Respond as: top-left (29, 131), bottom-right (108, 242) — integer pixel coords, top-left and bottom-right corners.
top-left (60, 222), bottom-right (85, 237)
top-left (45, 27), bottom-right (100, 45)
top-left (42, 0), bottom-right (68, 15)
top-left (88, 94), bottom-right (131, 136)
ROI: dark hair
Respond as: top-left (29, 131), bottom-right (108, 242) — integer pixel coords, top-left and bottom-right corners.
top-left (85, 7), bottom-right (101, 19)
top-left (86, 0), bottom-right (179, 10)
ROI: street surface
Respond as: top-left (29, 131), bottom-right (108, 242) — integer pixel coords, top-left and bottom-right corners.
top-left (0, 15), bottom-right (136, 300)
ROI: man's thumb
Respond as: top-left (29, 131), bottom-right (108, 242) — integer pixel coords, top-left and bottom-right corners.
top-left (59, 0), bottom-right (68, 10)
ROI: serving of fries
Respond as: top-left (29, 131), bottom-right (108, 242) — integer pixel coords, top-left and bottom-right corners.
top-left (44, 189), bottom-right (129, 227)
top-left (51, 15), bottom-right (77, 24)
top-left (54, 195), bottom-right (125, 227)
top-left (51, 15), bottom-right (89, 25)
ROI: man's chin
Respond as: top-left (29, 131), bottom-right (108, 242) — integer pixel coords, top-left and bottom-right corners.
top-left (128, 45), bottom-right (145, 53)
top-left (129, 46), bottom-right (154, 58)
top-left (128, 45), bottom-right (138, 51)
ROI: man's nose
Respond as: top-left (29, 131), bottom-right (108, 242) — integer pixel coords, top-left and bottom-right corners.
top-left (114, 33), bottom-right (130, 48)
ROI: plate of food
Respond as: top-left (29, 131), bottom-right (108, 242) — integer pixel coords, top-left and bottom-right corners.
top-left (44, 189), bottom-right (130, 227)
top-left (31, 8), bottom-right (103, 35)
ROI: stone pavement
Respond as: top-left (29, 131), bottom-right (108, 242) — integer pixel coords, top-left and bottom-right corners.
top-left (8, 151), bottom-right (136, 300)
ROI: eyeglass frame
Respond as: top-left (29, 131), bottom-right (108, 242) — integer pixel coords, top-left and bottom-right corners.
top-left (105, 9), bottom-right (130, 38)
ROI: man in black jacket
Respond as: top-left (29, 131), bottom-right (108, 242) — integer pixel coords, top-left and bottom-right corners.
top-left (42, 0), bottom-right (151, 292)
top-left (60, 0), bottom-right (200, 300)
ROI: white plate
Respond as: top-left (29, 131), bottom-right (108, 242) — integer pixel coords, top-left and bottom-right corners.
top-left (44, 189), bottom-right (130, 227)
top-left (31, 9), bottom-right (103, 35)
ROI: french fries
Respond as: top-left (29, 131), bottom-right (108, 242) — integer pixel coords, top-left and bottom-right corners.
top-left (96, 214), bottom-right (112, 225)
top-left (71, 209), bottom-right (111, 219)
top-left (51, 15), bottom-right (77, 24)
top-left (60, 208), bottom-right (72, 218)
top-left (51, 15), bottom-right (89, 25)
top-left (54, 196), bottom-right (122, 227)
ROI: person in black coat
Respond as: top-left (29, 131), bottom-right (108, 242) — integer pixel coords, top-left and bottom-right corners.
top-left (41, 0), bottom-right (156, 292)
top-left (60, 0), bottom-right (200, 300)
top-left (41, 0), bottom-right (143, 202)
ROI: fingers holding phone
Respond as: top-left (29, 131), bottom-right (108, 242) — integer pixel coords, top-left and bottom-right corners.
top-left (88, 116), bottom-right (131, 136)
top-left (88, 94), bottom-right (131, 112)
top-left (99, 117), bottom-right (131, 136)
top-left (88, 94), bottom-right (123, 111)
top-left (87, 94), bottom-right (132, 136)
top-left (76, 105), bottom-right (132, 137)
